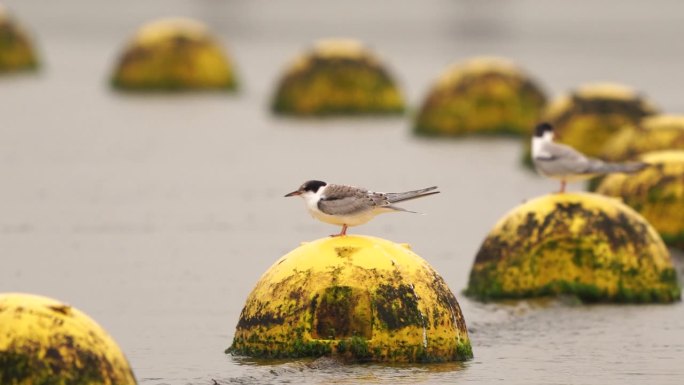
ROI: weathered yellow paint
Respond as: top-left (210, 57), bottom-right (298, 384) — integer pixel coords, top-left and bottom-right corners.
top-left (0, 5), bottom-right (39, 73)
top-left (228, 235), bottom-right (472, 362)
top-left (601, 115), bottom-right (684, 161)
top-left (309, 38), bottom-right (369, 60)
top-left (542, 82), bottom-right (658, 158)
top-left (597, 150), bottom-right (684, 248)
top-left (111, 18), bottom-right (238, 91)
top-left (465, 192), bottom-right (680, 302)
top-left (133, 18), bottom-right (208, 46)
top-left (413, 56), bottom-right (547, 137)
top-left (0, 293), bottom-right (137, 385)
top-left (271, 38), bottom-right (405, 116)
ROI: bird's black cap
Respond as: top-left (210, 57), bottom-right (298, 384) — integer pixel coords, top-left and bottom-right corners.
top-left (534, 122), bottom-right (554, 137)
top-left (285, 180), bottom-right (328, 197)
top-left (301, 180), bottom-right (327, 193)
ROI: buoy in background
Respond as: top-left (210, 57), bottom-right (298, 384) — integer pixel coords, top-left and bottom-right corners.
top-left (271, 39), bottom-right (405, 116)
top-left (601, 114), bottom-right (684, 162)
top-left (465, 193), bottom-right (680, 303)
top-left (0, 293), bottom-right (137, 385)
top-left (228, 235), bottom-right (472, 362)
top-left (542, 82), bottom-right (657, 156)
top-left (414, 56), bottom-right (547, 137)
top-left (596, 150), bottom-right (684, 249)
top-left (110, 18), bottom-right (238, 91)
top-left (0, 5), bottom-right (39, 73)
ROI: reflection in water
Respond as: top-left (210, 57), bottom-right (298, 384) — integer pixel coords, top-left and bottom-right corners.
top-left (224, 356), bottom-right (466, 384)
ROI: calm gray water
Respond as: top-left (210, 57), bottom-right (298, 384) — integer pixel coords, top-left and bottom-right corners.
top-left (2, 1), bottom-right (684, 384)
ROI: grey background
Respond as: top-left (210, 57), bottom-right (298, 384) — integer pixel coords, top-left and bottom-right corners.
top-left (1, 1), bottom-right (683, 384)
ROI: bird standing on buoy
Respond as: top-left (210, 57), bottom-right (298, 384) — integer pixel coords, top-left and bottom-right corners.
top-left (532, 122), bottom-right (647, 193)
top-left (285, 180), bottom-right (439, 236)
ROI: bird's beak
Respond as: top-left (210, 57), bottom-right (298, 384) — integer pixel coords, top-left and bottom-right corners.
top-left (284, 190), bottom-right (301, 197)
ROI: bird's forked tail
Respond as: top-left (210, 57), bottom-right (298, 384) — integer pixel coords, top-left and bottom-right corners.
top-left (385, 186), bottom-right (440, 204)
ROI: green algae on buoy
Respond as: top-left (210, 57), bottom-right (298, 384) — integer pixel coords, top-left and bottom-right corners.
top-left (0, 293), bottom-right (137, 385)
top-left (228, 235), bottom-right (472, 362)
top-left (414, 56), bottom-right (547, 137)
top-left (522, 82), bottom-right (658, 168)
top-left (601, 115), bottom-right (684, 162)
top-left (271, 39), bottom-right (405, 116)
top-left (596, 150), bottom-right (684, 249)
top-left (111, 18), bottom-right (238, 91)
top-left (465, 192), bottom-right (680, 303)
top-left (543, 82), bottom-right (657, 156)
top-left (0, 5), bottom-right (39, 73)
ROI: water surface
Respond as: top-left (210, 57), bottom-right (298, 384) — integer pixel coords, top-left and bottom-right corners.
top-left (1, 1), bottom-right (684, 384)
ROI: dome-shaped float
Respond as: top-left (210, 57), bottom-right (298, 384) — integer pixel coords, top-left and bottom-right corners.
top-left (0, 293), bottom-right (137, 384)
top-left (271, 39), bottom-right (405, 116)
top-left (110, 18), bottom-right (238, 91)
top-left (542, 82), bottom-right (657, 156)
top-left (601, 114), bottom-right (684, 162)
top-left (0, 5), bottom-right (39, 73)
top-left (228, 235), bottom-right (472, 362)
top-left (414, 56), bottom-right (547, 137)
top-left (465, 193), bottom-right (680, 303)
top-left (596, 150), bottom-right (684, 249)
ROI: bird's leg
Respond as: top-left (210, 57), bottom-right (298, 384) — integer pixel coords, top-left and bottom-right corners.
top-left (331, 224), bottom-right (348, 237)
top-left (558, 180), bottom-right (567, 194)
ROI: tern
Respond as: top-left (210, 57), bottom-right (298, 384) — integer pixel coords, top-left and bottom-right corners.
top-left (532, 122), bottom-right (648, 193)
top-left (285, 180), bottom-right (439, 236)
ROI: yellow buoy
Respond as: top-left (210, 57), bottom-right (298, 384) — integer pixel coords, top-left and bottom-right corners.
top-left (601, 114), bottom-right (684, 161)
top-left (596, 150), bottom-right (684, 249)
top-left (544, 82), bottom-right (657, 156)
top-left (271, 38), bottom-right (405, 116)
top-left (0, 293), bottom-right (137, 384)
top-left (0, 5), bottom-right (39, 73)
top-left (414, 56), bottom-right (547, 137)
top-left (110, 17), bottom-right (238, 91)
top-left (228, 235), bottom-right (472, 362)
top-left (465, 193), bottom-right (680, 303)
top-left (522, 82), bottom-right (658, 168)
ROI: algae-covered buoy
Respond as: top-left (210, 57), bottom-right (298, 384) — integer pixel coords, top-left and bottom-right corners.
top-left (596, 150), bottom-right (684, 249)
top-left (465, 192), bottom-right (680, 303)
top-left (228, 235), bottom-right (472, 362)
top-left (536, 82), bottom-right (658, 159)
top-left (0, 5), bottom-right (39, 73)
top-left (414, 56), bottom-right (547, 137)
top-left (110, 17), bottom-right (238, 91)
top-left (271, 38), bottom-right (405, 116)
top-left (0, 293), bottom-right (137, 384)
top-left (601, 114), bottom-right (684, 162)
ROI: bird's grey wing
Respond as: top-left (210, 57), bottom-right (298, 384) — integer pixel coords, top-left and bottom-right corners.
top-left (534, 142), bottom-right (593, 174)
top-left (317, 185), bottom-right (387, 216)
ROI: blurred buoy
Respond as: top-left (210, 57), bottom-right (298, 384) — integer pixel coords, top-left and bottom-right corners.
top-left (465, 193), bottom-right (680, 303)
top-left (110, 18), bottom-right (238, 91)
top-left (0, 293), bottom-right (137, 384)
top-left (271, 38), bottom-right (405, 116)
top-left (596, 150), bottom-right (684, 249)
top-left (526, 82), bottom-right (658, 162)
top-left (0, 5), bottom-right (39, 73)
top-left (601, 114), bottom-right (684, 161)
top-left (227, 235), bottom-right (472, 362)
top-left (413, 56), bottom-right (547, 137)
